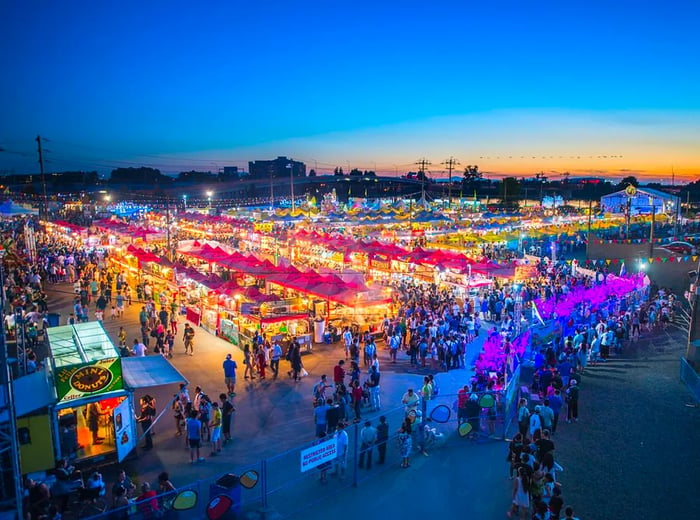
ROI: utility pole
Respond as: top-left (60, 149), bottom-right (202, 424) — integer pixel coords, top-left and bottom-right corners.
top-left (36, 135), bottom-right (48, 221)
top-left (415, 158), bottom-right (431, 205)
top-left (441, 157), bottom-right (459, 209)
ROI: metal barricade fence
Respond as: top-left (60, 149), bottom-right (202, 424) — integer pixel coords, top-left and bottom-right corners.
top-left (83, 377), bottom-right (522, 519)
top-left (680, 357), bottom-right (700, 404)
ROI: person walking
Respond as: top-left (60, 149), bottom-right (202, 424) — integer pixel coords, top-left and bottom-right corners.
top-left (183, 324), bottom-right (195, 356)
top-left (223, 354), bottom-right (237, 396)
top-left (507, 466), bottom-right (531, 519)
top-left (270, 341), bottom-right (282, 379)
top-left (243, 344), bottom-right (255, 380)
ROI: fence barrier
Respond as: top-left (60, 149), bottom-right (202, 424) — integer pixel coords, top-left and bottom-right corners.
top-left (80, 371), bottom-right (521, 520)
top-left (680, 357), bottom-right (700, 404)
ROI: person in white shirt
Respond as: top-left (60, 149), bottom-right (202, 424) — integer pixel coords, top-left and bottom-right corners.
top-left (132, 339), bottom-right (146, 357)
top-left (334, 423), bottom-right (349, 478)
top-left (342, 328), bottom-right (353, 359)
top-left (402, 388), bottom-right (420, 414)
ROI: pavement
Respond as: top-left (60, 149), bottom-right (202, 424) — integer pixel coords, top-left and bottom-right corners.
top-left (44, 280), bottom-right (515, 518)
top-left (43, 280), bottom-right (700, 519)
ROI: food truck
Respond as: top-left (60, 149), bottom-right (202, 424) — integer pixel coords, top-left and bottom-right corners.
top-left (15, 322), bottom-right (186, 474)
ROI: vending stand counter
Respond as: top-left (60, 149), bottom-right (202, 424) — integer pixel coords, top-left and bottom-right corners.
top-left (15, 322), bottom-right (187, 475)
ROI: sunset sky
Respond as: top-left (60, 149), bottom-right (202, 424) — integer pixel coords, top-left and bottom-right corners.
top-left (1, 1), bottom-right (699, 182)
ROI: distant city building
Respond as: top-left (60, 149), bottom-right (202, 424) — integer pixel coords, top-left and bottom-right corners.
top-left (222, 166), bottom-right (239, 178)
top-left (248, 156), bottom-right (305, 180)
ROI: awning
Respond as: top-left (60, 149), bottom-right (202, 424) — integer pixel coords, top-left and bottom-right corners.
top-left (14, 371), bottom-right (56, 417)
top-left (121, 356), bottom-right (188, 389)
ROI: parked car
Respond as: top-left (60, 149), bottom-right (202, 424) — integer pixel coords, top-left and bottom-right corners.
top-left (664, 241), bottom-right (697, 255)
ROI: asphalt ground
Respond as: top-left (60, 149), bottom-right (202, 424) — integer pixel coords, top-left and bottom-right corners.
top-left (40, 282), bottom-right (700, 519)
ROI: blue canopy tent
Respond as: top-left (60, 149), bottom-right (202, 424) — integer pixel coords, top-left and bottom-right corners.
top-left (0, 201), bottom-right (38, 216)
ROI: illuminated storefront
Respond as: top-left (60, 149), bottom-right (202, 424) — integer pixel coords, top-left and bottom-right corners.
top-left (14, 322), bottom-right (186, 474)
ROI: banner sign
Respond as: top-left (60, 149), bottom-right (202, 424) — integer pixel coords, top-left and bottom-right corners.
top-left (594, 236), bottom-right (700, 245)
top-left (114, 396), bottom-right (136, 462)
top-left (300, 437), bottom-right (337, 472)
top-left (254, 222), bottom-right (273, 233)
top-left (585, 256), bottom-right (698, 267)
top-left (55, 358), bottom-right (123, 402)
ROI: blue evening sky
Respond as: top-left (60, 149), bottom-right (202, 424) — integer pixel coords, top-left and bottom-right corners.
top-left (1, 0), bottom-right (699, 179)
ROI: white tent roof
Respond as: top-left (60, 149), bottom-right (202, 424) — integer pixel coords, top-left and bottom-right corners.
top-left (121, 356), bottom-right (188, 389)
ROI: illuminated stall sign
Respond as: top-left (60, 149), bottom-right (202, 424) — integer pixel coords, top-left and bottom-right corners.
top-left (55, 358), bottom-right (123, 402)
top-left (371, 254), bottom-right (391, 272)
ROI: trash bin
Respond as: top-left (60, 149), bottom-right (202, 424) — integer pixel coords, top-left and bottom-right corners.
top-left (313, 318), bottom-right (325, 343)
top-left (47, 313), bottom-right (61, 327)
top-left (209, 473), bottom-right (241, 517)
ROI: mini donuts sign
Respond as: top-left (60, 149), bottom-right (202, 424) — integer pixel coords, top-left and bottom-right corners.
top-left (56, 358), bottom-right (123, 402)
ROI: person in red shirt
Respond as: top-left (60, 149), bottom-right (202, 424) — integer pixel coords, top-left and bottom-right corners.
top-left (136, 482), bottom-right (159, 518)
top-left (351, 380), bottom-right (363, 423)
top-left (333, 360), bottom-right (346, 385)
top-left (457, 385), bottom-right (469, 425)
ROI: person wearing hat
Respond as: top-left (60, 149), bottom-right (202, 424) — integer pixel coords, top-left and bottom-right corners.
top-left (222, 354), bottom-right (237, 396)
top-left (529, 405), bottom-right (543, 437)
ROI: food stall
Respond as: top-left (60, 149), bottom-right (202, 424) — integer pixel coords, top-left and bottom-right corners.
top-left (14, 322), bottom-right (187, 474)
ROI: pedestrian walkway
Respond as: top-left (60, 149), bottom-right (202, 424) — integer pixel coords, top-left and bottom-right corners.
top-left (44, 282), bottom-right (493, 494)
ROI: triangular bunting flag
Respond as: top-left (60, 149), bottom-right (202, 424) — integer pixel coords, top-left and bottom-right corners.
top-left (649, 258), bottom-right (654, 263)
top-left (605, 259), bottom-right (612, 265)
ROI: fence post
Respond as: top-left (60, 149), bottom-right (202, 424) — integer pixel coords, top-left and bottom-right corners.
top-left (261, 458), bottom-right (268, 509)
top-left (352, 422), bottom-right (359, 487)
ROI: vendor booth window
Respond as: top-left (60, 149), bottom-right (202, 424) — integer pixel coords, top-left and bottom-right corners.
top-left (58, 395), bottom-right (126, 460)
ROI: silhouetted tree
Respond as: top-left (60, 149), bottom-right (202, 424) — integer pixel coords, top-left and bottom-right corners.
top-left (309, 169), bottom-right (316, 177)
top-left (462, 164), bottom-right (482, 191)
top-left (618, 176), bottom-right (639, 188)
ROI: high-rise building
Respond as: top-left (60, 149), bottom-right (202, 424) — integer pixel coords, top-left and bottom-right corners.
top-left (248, 156), bottom-right (305, 180)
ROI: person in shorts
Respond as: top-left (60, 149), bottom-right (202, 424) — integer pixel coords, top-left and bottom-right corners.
top-left (209, 402), bottom-right (222, 456)
top-left (186, 410), bottom-right (203, 463)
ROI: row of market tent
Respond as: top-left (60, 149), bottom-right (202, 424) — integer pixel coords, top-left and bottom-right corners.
top-left (176, 241), bottom-right (389, 307)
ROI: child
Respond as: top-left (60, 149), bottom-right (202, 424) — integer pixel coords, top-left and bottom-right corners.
top-left (110, 306), bottom-right (117, 320)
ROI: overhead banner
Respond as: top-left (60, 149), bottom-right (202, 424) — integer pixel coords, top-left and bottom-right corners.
top-left (55, 358), bottom-right (123, 402)
top-left (300, 437), bottom-right (337, 473)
